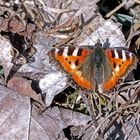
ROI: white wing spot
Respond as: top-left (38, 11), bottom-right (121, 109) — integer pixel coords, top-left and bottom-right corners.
top-left (71, 63), bottom-right (76, 69)
top-left (129, 53), bottom-right (133, 60)
top-left (72, 47), bottom-right (79, 56)
top-left (114, 49), bottom-right (119, 59)
top-left (63, 47), bottom-right (68, 57)
top-left (115, 65), bottom-right (120, 72)
top-left (122, 50), bottom-right (126, 61)
top-left (55, 48), bottom-right (59, 53)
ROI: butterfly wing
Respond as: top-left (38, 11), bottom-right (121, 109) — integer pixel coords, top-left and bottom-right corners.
top-left (104, 48), bottom-right (138, 91)
top-left (48, 46), bottom-right (94, 90)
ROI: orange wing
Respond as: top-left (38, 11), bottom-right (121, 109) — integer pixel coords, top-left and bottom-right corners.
top-left (48, 46), bottom-right (94, 90)
top-left (103, 49), bottom-right (138, 91)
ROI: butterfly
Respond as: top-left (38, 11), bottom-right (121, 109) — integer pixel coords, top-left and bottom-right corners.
top-left (48, 39), bottom-right (138, 93)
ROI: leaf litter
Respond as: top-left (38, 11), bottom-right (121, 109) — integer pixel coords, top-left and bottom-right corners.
top-left (0, 0), bottom-right (140, 140)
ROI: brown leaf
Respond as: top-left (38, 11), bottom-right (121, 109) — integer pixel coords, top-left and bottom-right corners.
top-left (39, 71), bottom-right (68, 107)
top-left (7, 76), bottom-right (45, 109)
top-left (133, 21), bottom-right (140, 31)
top-left (0, 85), bottom-right (31, 139)
top-left (29, 105), bottom-right (92, 140)
top-left (135, 37), bottom-right (140, 49)
top-left (0, 35), bottom-right (13, 80)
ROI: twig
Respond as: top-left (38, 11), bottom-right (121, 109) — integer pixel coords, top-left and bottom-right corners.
top-left (125, 30), bottom-right (140, 46)
top-left (134, 0), bottom-right (140, 4)
top-left (80, 91), bottom-right (104, 139)
top-left (90, 102), bottom-right (140, 140)
top-left (103, 85), bottom-right (140, 134)
top-left (106, 0), bottom-right (127, 18)
top-left (90, 86), bottom-right (140, 140)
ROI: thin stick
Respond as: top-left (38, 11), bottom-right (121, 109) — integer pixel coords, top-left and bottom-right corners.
top-left (134, 0), bottom-right (140, 4)
top-left (106, 0), bottom-right (127, 18)
top-left (90, 102), bottom-right (140, 140)
top-left (90, 86), bottom-right (140, 140)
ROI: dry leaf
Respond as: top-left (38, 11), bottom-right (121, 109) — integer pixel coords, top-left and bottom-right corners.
top-left (7, 76), bottom-right (45, 108)
top-left (80, 20), bottom-right (126, 48)
top-left (0, 35), bottom-right (13, 80)
top-left (29, 105), bottom-right (92, 140)
top-left (0, 85), bottom-right (31, 139)
top-left (39, 71), bottom-right (68, 106)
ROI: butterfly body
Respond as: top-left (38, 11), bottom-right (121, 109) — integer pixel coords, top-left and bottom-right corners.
top-left (48, 40), bottom-right (137, 93)
top-left (80, 42), bottom-right (113, 92)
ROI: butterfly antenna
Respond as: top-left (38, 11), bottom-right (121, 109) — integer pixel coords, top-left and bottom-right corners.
top-left (107, 25), bottom-right (125, 47)
top-left (96, 20), bottom-right (104, 42)
top-left (107, 24), bottom-right (122, 45)
top-left (97, 29), bottom-right (104, 42)
top-left (108, 24), bottom-right (122, 39)
top-left (109, 35), bottom-right (122, 46)
top-left (83, 30), bottom-right (96, 44)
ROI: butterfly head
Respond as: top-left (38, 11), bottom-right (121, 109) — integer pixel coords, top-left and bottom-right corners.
top-left (95, 39), bottom-right (102, 48)
top-left (92, 39), bottom-right (105, 66)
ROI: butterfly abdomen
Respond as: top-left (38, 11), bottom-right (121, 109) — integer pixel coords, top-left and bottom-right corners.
top-left (93, 47), bottom-right (106, 84)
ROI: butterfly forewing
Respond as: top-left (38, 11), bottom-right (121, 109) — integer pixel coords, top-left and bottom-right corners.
top-left (48, 46), bottom-right (94, 89)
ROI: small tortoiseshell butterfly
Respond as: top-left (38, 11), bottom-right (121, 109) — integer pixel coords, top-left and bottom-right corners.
top-left (48, 39), bottom-right (138, 93)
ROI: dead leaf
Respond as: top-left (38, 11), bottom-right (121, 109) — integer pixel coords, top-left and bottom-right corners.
top-left (133, 21), bottom-right (140, 31)
top-left (0, 85), bottom-right (31, 139)
top-left (39, 71), bottom-right (68, 107)
top-left (29, 105), bottom-right (92, 140)
top-left (0, 35), bottom-right (13, 80)
top-left (7, 76), bottom-right (45, 109)
top-left (80, 20), bottom-right (126, 48)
